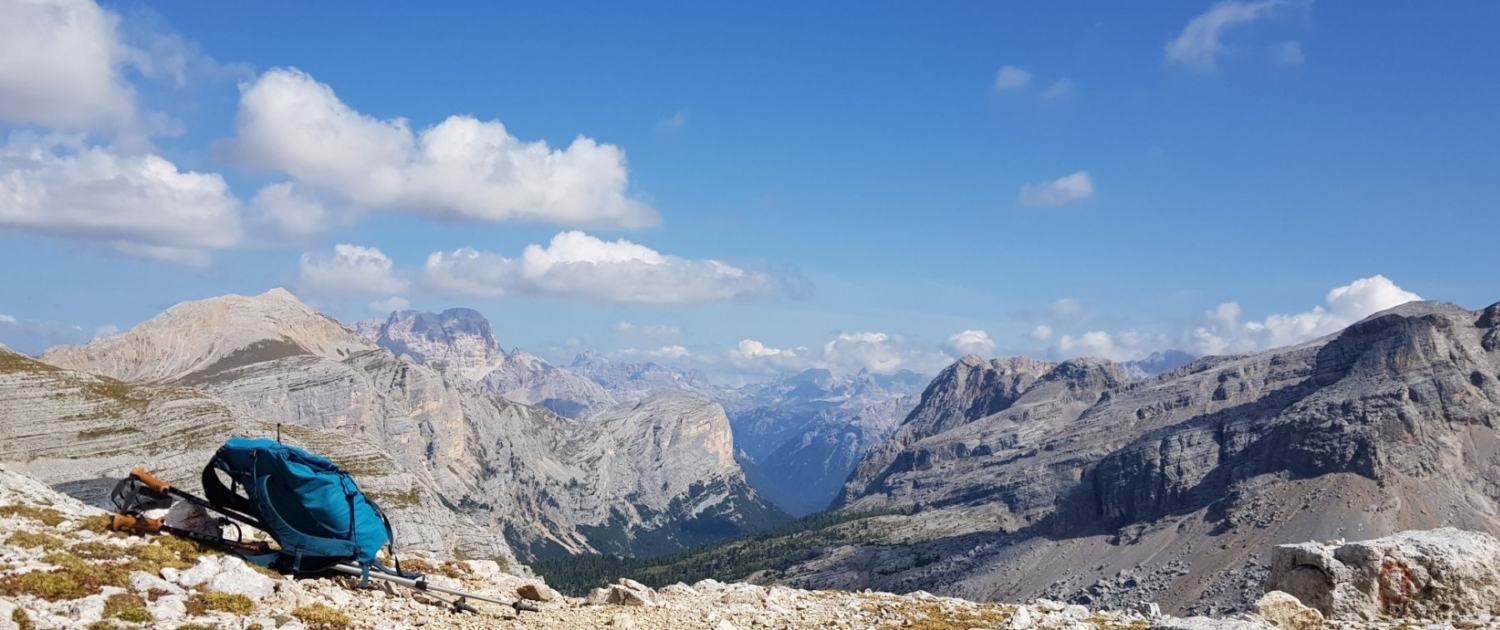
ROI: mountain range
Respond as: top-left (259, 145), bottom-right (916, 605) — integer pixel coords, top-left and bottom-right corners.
top-left (728, 299), bottom-right (1500, 613)
top-left (12, 287), bottom-right (1498, 617)
top-left (28, 290), bottom-right (787, 561)
top-left (356, 309), bottom-right (931, 518)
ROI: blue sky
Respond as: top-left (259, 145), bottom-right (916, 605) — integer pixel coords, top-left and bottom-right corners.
top-left (1, 0), bottom-right (1497, 379)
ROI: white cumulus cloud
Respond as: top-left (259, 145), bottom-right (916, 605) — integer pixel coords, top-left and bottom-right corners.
top-left (1188, 275), bottom-right (1422, 356)
top-left (251, 182), bottom-right (329, 239)
top-left (423, 231), bottom-right (785, 305)
top-left (1166, 0), bottom-right (1295, 73)
top-left (227, 68), bottom-right (658, 230)
top-left (1018, 171), bottom-right (1095, 207)
top-left (0, 0), bottom-right (135, 130)
top-left (298, 244), bottom-right (408, 297)
top-left (727, 331), bottom-right (952, 376)
top-left (823, 332), bottom-right (909, 375)
top-left (1056, 330), bottom-right (1169, 362)
top-left (945, 330), bottom-right (996, 356)
top-left (1050, 275), bottom-right (1423, 362)
top-left (729, 339), bottom-right (820, 374)
top-left (1029, 325), bottom-right (1053, 341)
top-left (0, 314), bottom-right (16, 326)
top-left (0, 137), bottom-right (242, 266)
top-left (993, 65), bottom-right (1032, 91)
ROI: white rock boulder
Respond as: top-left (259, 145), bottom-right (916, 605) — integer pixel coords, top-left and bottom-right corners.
top-left (1266, 528), bottom-right (1500, 621)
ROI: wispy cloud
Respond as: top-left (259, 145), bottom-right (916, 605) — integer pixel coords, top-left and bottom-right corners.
top-left (993, 65), bottom-right (1032, 91)
top-left (1269, 41), bottom-right (1305, 66)
top-left (657, 110), bottom-right (688, 131)
top-left (367, 296), bottom-right (409, 315)
top-left (1018, 171), bottom-right (1095, 207)
top-left (1040, 78), bottom-right (1075, 101)
top-left (1165, 0), bottom-right (1299, 73)
top-left (616, 322), bottom-right (683, 338)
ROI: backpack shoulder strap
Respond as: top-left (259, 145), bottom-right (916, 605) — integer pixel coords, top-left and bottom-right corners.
top-left (202, 448), bottom-right (262, 526)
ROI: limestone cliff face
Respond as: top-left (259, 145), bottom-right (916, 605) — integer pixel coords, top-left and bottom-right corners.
top-left (802, 300), bottom-right (1500, 614)
top-left (191, 345), bottom-right (781, 558)
top-left (835, 356), bottom-right (1123, 512)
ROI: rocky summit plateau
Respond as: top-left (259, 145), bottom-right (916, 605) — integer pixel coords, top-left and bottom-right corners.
top-left (1, 462), bottom-right (1494, 630)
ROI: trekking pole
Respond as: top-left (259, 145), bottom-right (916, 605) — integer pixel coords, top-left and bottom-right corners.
top-left (110, 513), bottom-right (273, 556)
top-left (126, 468), bottom-right (265, 530)
top-left (324, 563), bottom-right (541, 614)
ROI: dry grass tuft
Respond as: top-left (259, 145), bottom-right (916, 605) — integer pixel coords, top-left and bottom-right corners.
top-left (292, 604), bottom-right (351, 630)
top-left (102, 593), bottom-right (152, 623)
top-left (0, 570), bottom-right (89, 600)
top-left (895, 602), bottom-right (1014, 630)
top-left (6, 531), bottom-right (66, 550)
top-left (76, 515), bottom-right (119, 535)
top-left (70, 541), bottom-right (128, 560)
top-left (202, 592), bottom-right (253, 614)
top-left (12, 607), bottom-right (33, 630)
top-left (0, 505), bottom-right (67, 527)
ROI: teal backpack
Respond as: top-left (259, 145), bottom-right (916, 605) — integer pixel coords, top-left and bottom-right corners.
top-left (202, 438), bottom-right (401, 579)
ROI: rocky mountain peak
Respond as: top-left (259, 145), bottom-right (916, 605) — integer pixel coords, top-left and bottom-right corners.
top-left (39, 289), bottom-right (375, 383)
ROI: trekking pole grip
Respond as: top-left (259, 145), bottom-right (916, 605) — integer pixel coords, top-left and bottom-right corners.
top-left (111, 513), bottom-right (163, 533)
top-left (130, 468), bottom-right (172, 493)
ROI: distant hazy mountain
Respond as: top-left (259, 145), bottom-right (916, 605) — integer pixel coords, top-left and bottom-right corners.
top-left (358, 309), bottom-right (615, 418)
top-left (1119, 350), bottom-right (1196, 380)
top-left (357, 307), bottom-right (505, 380)
top-left (34, 290), bottom-right (786, 560)
top-left (568, 350), bottom-right (715, 403)
top-left (719, 368), bottom-right (924, 516)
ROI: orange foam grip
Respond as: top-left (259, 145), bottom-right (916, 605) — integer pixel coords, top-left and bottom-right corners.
top-left (130, 468), bottom-right (171, 493)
